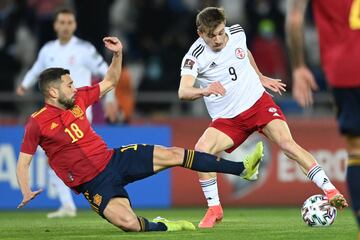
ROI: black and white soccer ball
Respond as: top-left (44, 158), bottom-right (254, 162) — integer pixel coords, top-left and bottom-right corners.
top-left (301, 194), bottom-right (337, 227)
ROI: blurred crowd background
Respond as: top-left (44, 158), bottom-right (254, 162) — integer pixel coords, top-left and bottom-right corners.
top-left (0, 0), bottom-right (331, 125)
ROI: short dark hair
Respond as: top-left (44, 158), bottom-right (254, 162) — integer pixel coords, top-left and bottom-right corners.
top-left (54, 8), bottom-right (76, 22)
top-left (38, 68), bottom-right (70, 96)
top-left (196, 7), bottom-right (226, 34)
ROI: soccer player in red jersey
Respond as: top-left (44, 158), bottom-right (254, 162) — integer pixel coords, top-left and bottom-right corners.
top-left (16, 37), bottom-right (267, 232)
top-left (286, 0), bottom-right (360, 238)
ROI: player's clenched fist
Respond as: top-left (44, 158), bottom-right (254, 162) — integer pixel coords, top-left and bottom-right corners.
top-left (103, 37), bottom-right (123, 54)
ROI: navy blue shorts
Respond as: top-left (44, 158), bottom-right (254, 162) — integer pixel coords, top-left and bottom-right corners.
top-left (332, 87), bottom-right (360, 136)
top-left (76, 144), bottom-right (154, 218)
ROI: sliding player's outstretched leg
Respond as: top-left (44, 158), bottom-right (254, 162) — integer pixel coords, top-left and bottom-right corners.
top-left (181, 141), bottom-right (264, 178)
top-left (153, 142), bottom-right (264, 229)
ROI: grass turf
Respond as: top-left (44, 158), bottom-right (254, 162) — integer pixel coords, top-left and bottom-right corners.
top-left (0, 208), bottom-right (356, 240)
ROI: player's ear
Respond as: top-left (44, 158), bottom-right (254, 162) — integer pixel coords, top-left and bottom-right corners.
top-left (48, 86), bottom-right (59, 99)
top-left (197, 29), bottom-right (203, 38)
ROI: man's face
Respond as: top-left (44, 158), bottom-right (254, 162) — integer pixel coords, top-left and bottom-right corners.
top-left (57, 74), bottom-right (77, 109)
top-left (54, 13), bottom-right (76, 40)
top-left (198, 23), bottom-right (227, 52)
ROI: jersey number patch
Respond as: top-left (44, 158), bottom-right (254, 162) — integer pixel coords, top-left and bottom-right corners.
top-left (64, 123), bottom-right (84, 143)
top-left (349, 0), bottom-right (360, 29)
top-left (228, 67), bottom-right (238, 81)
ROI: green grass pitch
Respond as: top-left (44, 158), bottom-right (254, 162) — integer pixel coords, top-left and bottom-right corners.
top-left (0, 208), bottom-right (356, 240)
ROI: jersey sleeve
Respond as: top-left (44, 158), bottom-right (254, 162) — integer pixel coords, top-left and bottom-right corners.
top-left (83, 43), bottom-right (109, 77)
top-left (180, 54), bottom-right (199, 78)
top-left (228, 24), bottom-right (247, 44)
top-left (22, 47), bottom-right (46, 89)
top-left (76, 84), bottom-right (100, 108)
top-left (20, 118), bottom-right (41, 155)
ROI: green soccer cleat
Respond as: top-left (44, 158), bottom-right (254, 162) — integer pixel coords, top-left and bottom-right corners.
top-left (241, 141), bottom-right (264, 181)
top-left (153, 216), bottom-right (196, 231)
top-left (324, 189), bottom-right (349, 210)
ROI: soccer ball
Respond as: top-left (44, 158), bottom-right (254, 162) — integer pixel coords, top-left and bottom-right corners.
top-left (301, 194), bottom-right (337, 227)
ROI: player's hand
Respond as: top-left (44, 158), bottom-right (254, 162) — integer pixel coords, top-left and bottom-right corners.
top-left (260, 75), bottom-right (286, 96)
top-left (203, 81), bottom-right (226, 97)
top-left (292, 66), bottom-right (318, 107)
top-left (16, 86), bottom-right (26, 96)
top-left (17, 189), bottom-right (43, 209)
top-left (103, 37), bottom-right (123, 54)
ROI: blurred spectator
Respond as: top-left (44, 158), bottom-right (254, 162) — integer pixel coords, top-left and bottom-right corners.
top-left (113, 64), bottom-right (135, 124)
top-left (0, 0), bottom-right (22, 112)
top-left (250, 19), bottom-right (288, 83)
top-left (245, 0), bottom-right (285, 43)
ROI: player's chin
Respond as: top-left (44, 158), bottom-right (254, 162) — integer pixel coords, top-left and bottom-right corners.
top-left (212, 45), bottom-right (223, 52)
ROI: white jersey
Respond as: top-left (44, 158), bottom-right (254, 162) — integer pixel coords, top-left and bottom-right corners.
top-left (22, 36), bottom-right (109, 122)
top-left (181, 24), bottom-right (265, 119)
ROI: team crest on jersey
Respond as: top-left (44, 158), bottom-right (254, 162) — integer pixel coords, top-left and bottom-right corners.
top-left (71, 105), bottom-right (84, 118)
top-left (93, 194), bottom-right (102, 206)
top-left (183, 58), bottom-right (195, 69)
top-left (235, 48), bottom-right (245, 59)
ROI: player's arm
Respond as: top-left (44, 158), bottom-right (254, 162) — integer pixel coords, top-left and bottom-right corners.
top-left (247, 50), bottom-right (286, 95)
top-left (84, 41), bottom-right (118, 122)
top-left (16, 49), bottom-right (46, 96)
top-left (84, 42), bottom-right (115, 101)
top-left (16, 152), bottom-right (43, 208)
top-left (99, 37), bottom-right (123, 98)
top-left (286, 0), bottom-right (318, 107)
top-left (178, 75), bottom-right (226, 100)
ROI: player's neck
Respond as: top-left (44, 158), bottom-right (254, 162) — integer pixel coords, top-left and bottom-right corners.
top-left (224, 34), bottom-right (229, 47)
top-left (58, 36), bottom-right (72, 45)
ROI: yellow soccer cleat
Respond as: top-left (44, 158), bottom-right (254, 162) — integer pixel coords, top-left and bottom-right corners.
top-left (241, 141), bottom-right (264, 181)
top-left (153, 216), bottom-right (196, 231)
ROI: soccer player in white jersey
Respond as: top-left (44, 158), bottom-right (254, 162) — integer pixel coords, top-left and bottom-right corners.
top-left (16, 8), bottom-right (115, 218)
top-left (178, 7), bottom-right (348, 228)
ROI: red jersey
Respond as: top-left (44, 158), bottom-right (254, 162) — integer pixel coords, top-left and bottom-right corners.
top-left (21, 84), bottom-right (114, 188)
top-left (313, 0), bottom-right (360, 87)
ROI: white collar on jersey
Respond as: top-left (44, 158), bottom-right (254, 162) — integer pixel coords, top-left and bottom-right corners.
top-left (55, 36), bottom-right (78, 47)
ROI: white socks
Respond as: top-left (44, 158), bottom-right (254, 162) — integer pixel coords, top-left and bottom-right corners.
top-left (307, 164), bottom-right (335, 191)
top-left (199, 178), bottom-right (220, 207)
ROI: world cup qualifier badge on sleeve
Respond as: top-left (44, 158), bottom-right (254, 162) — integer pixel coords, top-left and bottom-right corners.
top-left (183, 59), bottom-right (195, 69)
